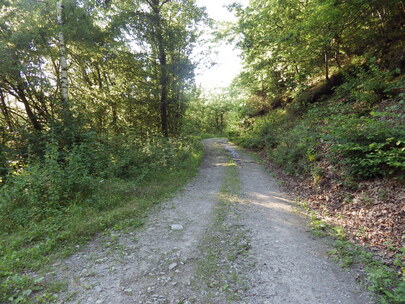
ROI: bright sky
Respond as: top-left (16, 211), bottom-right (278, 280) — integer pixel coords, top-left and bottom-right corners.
top-left (194, 0), bottom-right (249, 90)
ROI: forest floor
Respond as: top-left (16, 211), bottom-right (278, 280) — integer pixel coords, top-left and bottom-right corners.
top-left (36, 138), bottom-right (373, 303)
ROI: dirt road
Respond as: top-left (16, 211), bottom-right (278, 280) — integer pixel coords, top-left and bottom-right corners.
top-left (50, 138), bottom-right (372, 303)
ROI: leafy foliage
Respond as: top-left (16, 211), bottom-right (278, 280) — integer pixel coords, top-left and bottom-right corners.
top-left (0, 0), bottom-right (210, 301)
top-left (231, 66), bottom-right (404, 181)
top-left (226, 1), bottom-right (405, 303)
top-left (184, 85), bottom-right (247, 135)
top-left (335, 64), bottom-right (402, 109)
top-left (231, 0), bottom-right (404, 106)
top-left (325, 113), bottom-right (405, 179)
top-left (0, 134), bottom-right (202, 303)
top-left (0, 134), bottom-right (197, 229)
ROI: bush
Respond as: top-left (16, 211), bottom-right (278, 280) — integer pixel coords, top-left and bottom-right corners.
top-left (232, 86), bottom-right (404, 181)
top-left (233, 119), bottom-right (271, 149)
top-left (268, 123), bottom-right (320, 176)
top-left (325, 113), bottom-right (405, 179)
top-left (232, 110), bottom-right (289, 150)
top-left (335, 64), bottom-right (402, 111)
top-left (0, 134), bottom-right (200, 232)
top-left (0, 141), bottom-right (97, 230)
top-left (0, 132), bottom-right (202, 304)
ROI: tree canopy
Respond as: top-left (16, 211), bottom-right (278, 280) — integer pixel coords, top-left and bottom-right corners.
top-left (232, 0), bottom-right (404, 105)
top-left (0, 0), bottom-right (207, 142)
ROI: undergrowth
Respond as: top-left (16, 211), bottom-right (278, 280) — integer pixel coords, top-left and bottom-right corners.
top-left (0, 135), bottom-right (203, 303)
top-left (306, 207), bottom-right (405, 304)
top-left (230, 64), bottom-right (404, 182)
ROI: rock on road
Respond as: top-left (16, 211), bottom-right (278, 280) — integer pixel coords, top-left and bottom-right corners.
top-left (50, 138), bottom-right (372, 304)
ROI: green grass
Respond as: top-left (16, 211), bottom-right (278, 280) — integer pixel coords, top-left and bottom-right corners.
top-left (0, 147), bottom-right (203, 304)
top-left (193, 157), bottom-right (250, 302)
top-left (306, 210), bottom-right (405, 304)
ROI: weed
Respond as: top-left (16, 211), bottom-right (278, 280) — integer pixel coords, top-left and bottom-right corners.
top-left (0, 137), bottom-right (203, 303)
top-left (325, 113), bottom-right (405, 179)
top-left (193, 155), bottom-right (250, 303)
top-left (308, 215), bottom-right (404, 303)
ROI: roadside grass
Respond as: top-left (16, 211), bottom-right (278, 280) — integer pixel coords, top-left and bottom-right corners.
top-left (303, 202), bottom-right (405, 304)
top-left (193, 157), bottom-right (250, 303)
top-left (0, 147), bottom-right (203, 304)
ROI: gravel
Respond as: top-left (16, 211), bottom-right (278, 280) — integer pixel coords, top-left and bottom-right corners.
top-left (41, 138), bottom-right (373, 304)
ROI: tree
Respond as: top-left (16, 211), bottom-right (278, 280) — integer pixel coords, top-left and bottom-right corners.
top-left (57, 0), bottom-right (70, 120)
top-left (119, 0), bottom-right (207, 136)
top-left (0, 0), bottom-right (208, 168)
top-left (232, 0), bottom-right (405, 106)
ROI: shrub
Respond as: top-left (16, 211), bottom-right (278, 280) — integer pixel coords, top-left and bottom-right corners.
top-left (268, 123), bottom-right (320, 176)
top-left (335, 63), bottom-right (402, 111)
top-left (232, 110), bottom-right (290, 150)
top-left (0, 141), bottom-right (97, 230)
top-left (0, 134), bottom-right (200, 232)
top-left (231, 118), bottom-right (267, 149)
top-left (325, 113), bottom-right (405, 179)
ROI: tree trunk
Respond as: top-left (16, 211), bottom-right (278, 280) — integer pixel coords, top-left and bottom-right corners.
top-left (147, 0), bottom-right (171, 137)
top-left (155, 14), bottom-right (169, 137)
top-left (324, 48), bottom-right (329, 81)
top-left (335, 51), bottom-right (342, 69)
top-left (0, 88), bottom-right (14, 132)
top-left (57, 0), bottom-right (70, 121)
top-left (17, 83), bottom-right (42, 131)
top-left (220, 112), bottom-right (224, 130)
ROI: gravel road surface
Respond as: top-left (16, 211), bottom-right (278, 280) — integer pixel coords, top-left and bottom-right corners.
top-left (47, 138), bottom-right (372, 304)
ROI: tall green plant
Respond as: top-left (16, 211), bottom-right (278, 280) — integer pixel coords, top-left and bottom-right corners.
top-left (325, 114), bottom-right (405, 179)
